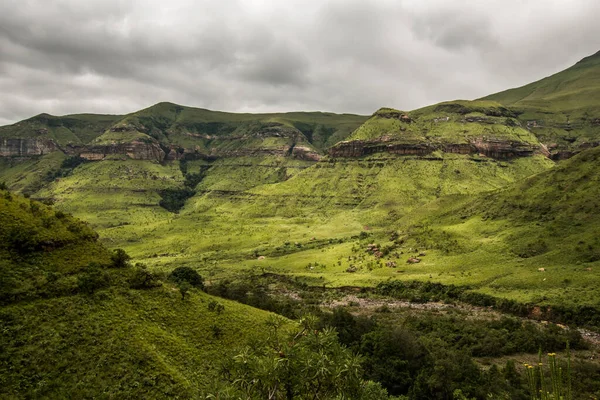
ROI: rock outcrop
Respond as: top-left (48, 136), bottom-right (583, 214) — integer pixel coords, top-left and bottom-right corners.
top-left (291, 145), bottom-right (322, 161)
top-left (0, 138), bottom-right (58, 157)
top-left (328, 137), bottom-right (544, 160)
top-left (65, 140), bottom-right (166, 162)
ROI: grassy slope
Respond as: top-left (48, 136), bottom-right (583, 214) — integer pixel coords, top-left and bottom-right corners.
top-left (350, 100), bottom-right (540, 146)
top-left (88, 102), bottom-right (367, 154)
top-left (66, 154), bottom-right (551, 283)
top-left (0, 113), bottom-right (122, 145)
top-left (482, 51), bottom-right (600, 112)
top-left (0, 191), bottom-right (289, 398)
top-left (390, 146), bottom-right (600, 307)
top-left (482, 51), bottom-right (600, 150)
top-left (0, 152), bottom-right (67, 194)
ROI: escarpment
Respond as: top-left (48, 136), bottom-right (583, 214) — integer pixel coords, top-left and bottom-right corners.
top-left (328, 137), bottom-right (543, 159)
top-left (0, 138), bottom-right (58, 157)
top-left (0, 119), bottom-right (324, 163)
top-left (66, 140), bottom-right (166, 161)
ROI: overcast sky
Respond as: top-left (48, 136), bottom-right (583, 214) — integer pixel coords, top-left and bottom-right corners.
top-left (0, 0), bottom-right (599, 125)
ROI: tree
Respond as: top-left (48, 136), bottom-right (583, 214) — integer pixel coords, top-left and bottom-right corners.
top-left (169, 266), bottom-right (204, 289)
top-left (111, 248), bottom-right (131, 268)
top-left (213, 315), bottom-right (394, 399)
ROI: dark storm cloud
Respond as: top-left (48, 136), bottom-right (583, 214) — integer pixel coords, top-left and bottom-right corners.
top-left (0, 0), bottom-right (599, 125)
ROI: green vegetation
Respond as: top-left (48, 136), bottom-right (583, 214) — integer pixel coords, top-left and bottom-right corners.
top-left (0, 113), bottom-right (122, 145)
top-left (2, 50), bottom-right (600, 398)
top-left (349, 100), bottom-right (540, 147)
top-left (388, 146), bottom-right (600, 309)
top-left (0, 191), bottom-right (293, 398)
top-left (212, 315), bottom-right (392, 399)
top-left (482, 51), bottom-right (600, 155)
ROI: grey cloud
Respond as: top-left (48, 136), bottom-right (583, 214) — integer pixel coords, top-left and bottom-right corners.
top-left (0, 0), bottom-right (599, 124)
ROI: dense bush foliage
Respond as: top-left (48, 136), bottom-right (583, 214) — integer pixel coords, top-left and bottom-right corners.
top-left (214, 316), bottom-right (395, 399)
top-left (158, 187), bottom-right (195, 213)
top-left (206, 279), bottom-right (305, 319)
top-left (168, 266), bottom-right (205, 289)
top-left (376, 280), bottom-right (600, 328)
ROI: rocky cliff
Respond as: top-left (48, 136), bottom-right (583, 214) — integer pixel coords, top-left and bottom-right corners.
top-left (66, 140), bottom-right (166, 162)
top-left (328, 137), bottom-right (544, 159)
top-left (0, 138), bottom-right (58, 157)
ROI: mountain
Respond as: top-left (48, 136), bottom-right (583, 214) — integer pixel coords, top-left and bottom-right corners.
top-left (1, 51), bottom-right (600, 312)
top-left (482, 51), bottom-right (600, 158)
top-left (0, 190), bottom-right (287, 398)
top-left (329, 100), bottom-right (545, 159)
top-left (0, 103), bottom-right (367, 162)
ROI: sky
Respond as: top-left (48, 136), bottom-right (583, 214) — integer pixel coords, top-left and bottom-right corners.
top-left (0, 0), bottom-right (599, 125)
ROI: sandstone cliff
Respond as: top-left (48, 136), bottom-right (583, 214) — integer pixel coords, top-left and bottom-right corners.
top-left (328, 137), bottom-right (544, 160)
top-left (0, 138), bottom-right (58, 157)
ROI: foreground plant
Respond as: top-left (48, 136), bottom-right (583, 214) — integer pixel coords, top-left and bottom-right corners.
top-left (525, 343), bottom-right (572, 400)
top-left (208, 315), bottom-right (396, 399)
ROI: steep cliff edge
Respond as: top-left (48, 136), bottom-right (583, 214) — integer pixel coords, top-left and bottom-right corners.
top-left (0, 137), bottom-right (58, 157)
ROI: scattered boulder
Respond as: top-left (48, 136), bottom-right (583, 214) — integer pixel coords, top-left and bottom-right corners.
top-left (407, 257), bottom-right (421, 264)
top-left (538, 268), bottom-right (546, 272)
top-left (257, 256), bottom-right (266, 260)
top-left (386, 261), bottom-right (397, 268)
top-left (346, 266), bottom-right (357, 273)
top-left (418, 252), bottom-right (426, 257)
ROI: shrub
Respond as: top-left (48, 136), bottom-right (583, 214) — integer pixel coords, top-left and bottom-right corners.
top-left (111, 249), bottom-right (131, 268)
top-left (77, 267), bottom-right (110, 294)
top-left (128, 264), bottom-right (161, 289)
top-left (169, 266), bottom-right (204, 289)
top-left (208, 300), bottom-right (225, 314)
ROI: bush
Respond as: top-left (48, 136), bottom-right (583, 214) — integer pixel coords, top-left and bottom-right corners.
top-left (111, 249), bottom-right (131, 268)
top-left (128, 264), bottom-right (161, 289)
top-left (207, 300), bottom-right (225, 314)
top-left (169, 266), bottom-right (204, 289)
top-left (77, 267), bottom-right (110, 294)
top-left (158, 188), bottom-right (195, 213)
top-left (60, 156), bottom-right (87, 170)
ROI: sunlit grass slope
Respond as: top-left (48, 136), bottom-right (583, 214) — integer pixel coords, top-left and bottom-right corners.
top-left (0, 191), bottom-right (288, 398)
top-left (388, 146), bottom-right (600, 306)
top-left (69, 153), bottom-right (552, 279)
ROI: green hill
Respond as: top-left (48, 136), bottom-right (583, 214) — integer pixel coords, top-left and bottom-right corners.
top-left (392, 146), bottom-right (600, 307)
top-left (482, 51), bottom-right (600, 158)
top-left (0, 113), bottom-right (122, 145)
top-left (0, 191), bottom-right (289, 398)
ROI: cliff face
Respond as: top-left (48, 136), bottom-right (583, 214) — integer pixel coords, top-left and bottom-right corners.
top-left (328, 138), bottom-right (543, 159)
top-left (0, 138), bottom-right (58, 157)
top-left (66, 140), bottom-right (166, 162)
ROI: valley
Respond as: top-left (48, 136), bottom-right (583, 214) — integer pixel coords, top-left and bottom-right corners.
top-left (2, 50), bottom-right (600, 398)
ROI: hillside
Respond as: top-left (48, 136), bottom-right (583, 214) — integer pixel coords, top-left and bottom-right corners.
top-left (0, 103), bottom-right (367, 164)
top-left (482, 51), bottom-right (600, 158)
top-left (330, 100), bottom-right (544, 159)
top-left (1, 51), bottom-right (600, 313)
top-left (0, 191), bottom-right (289, 398)
top-left (392, 146), bottom-right (600, 307)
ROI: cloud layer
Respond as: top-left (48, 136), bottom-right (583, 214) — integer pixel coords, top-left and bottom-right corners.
top-left (1, 0), bottom-right (599, 124)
